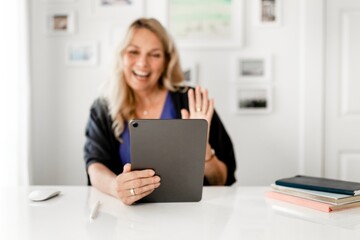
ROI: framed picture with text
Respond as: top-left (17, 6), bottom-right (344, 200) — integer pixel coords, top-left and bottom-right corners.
top-left (166, 0), bottom-right (244, 49)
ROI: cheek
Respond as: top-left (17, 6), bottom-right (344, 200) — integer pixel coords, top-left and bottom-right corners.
top-left (122, 57), bottom-right (133, 76)
top-left (122, 56), bottom-right (131, 68)
top-left (154, 60), bottom-right (165, 74)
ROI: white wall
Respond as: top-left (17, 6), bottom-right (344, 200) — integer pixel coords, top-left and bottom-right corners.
top-left (30, 0), bottom-right (303, 185)
top-left (0, 0), bottom-right (30, 186)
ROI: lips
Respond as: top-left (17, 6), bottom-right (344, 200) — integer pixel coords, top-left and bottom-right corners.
top-left (133, 70), bottom-right (150, 78)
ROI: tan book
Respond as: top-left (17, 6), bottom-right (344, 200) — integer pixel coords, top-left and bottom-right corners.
top-left (266, 191), bottom-right (360, 212)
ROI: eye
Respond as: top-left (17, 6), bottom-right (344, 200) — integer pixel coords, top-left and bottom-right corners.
top-left (128, 50), bottom-right (139, 56)
top-left (150, 52), bottom-right (162, 58)
top-left (125, 47), bottom-right (139, 56)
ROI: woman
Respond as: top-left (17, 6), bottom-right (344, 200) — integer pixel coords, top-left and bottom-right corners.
top-left (84, 18), bottom-right (236, 205)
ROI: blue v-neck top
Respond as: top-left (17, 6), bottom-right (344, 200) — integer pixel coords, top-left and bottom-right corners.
top-left (119, 92), bottom-right (177, 165)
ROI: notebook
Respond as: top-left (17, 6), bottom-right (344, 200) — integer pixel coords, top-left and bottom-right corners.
top-left (275, 175), bottom-right (360, 196)
top-left (129, 119), bottom-right (208, 203)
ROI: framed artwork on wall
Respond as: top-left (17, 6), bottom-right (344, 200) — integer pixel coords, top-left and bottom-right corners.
top-left (232, 85), bottom-right (273, 114)
top-left (232, 54), bottom-right (272, 83)
top-left (41, 0), bottom-right (76, 3)
top-left (182, 62), bottom-right (199, 87)
top-left (254, 0), bottom-right (282, 27)
top-left (91, 0), bottom-right (144, 20)
top-left (166, 0), bottom-right (244, 49)
top-left (46, 11), bottom-right (75, 35)
top-left (65, 42), bottom-right (98, 66)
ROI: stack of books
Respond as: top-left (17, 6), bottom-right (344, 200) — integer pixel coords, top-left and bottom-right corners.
top-left (266, 175), bottom-right (360, 212)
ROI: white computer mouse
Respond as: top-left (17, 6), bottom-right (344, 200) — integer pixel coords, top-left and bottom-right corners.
top-left (28, 189), bottom-right (61, 202)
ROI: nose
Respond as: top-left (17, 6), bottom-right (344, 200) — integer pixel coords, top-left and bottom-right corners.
top-left (135, 54), bottom-right (148, 68)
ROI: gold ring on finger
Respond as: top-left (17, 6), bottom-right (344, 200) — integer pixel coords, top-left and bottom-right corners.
top-left (130, 188), bottom-right (135, 196)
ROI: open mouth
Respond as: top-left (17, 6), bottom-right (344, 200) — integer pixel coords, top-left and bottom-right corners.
top-left (133, 70), bottom-right (150, 78)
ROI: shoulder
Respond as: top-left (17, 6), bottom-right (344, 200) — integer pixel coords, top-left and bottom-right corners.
top-left (89, 98), bottom-right (111, 120)
top-left (169, 86), bottom-right (190, 111)
top-left (90, 98), bottom-right (108, 112)
top-left (169, 86), bottom-right (190, 96)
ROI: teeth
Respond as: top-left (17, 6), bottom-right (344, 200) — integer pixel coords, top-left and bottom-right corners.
top-left (133, 70), bottom-right (150, 77)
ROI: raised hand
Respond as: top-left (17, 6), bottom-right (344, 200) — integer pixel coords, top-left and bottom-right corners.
top-left (181, 86), bottom-right (214, 129)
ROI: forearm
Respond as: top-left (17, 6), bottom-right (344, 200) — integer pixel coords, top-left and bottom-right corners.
top-left (88, 163), bottom-right (118, 198)
top-left (204, 144), bottom-right (227, 185)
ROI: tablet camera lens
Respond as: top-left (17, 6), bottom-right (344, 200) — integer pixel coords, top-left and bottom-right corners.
top-left (132, 122), bottom-right (138, 128)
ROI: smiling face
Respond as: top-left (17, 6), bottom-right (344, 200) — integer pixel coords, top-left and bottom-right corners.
top-left (122, 28), bottom-right (166, 95)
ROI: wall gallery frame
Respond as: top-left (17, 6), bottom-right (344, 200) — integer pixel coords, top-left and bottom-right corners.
top-left (182, 62), bottom-right (199, 87)
top-left (166, 0), bottom-right (244, 49)
top-left (91, 0), bottom-right (144, 19)
top-left (46, 11), bottom-right (75, 35)
top-left (65, 42), bottom-right (98, 66)
top-left (232, 85), bottom-right (273, 114)
top-left (232, 54), bottom-right (272, 83)
top-left (254, 0), bottom-right (282, 27)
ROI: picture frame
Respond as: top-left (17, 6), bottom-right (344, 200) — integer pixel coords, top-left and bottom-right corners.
top-left (254, 0), bottom-right (282, 27)
top-left (41, 0), bottom-right (76, 3)
top-left (232, 54), bottom-right (272, 83)
top-left (46, 11), bottom-right (75, 35)
top-left (91, 0), bottom-right (144, 20)
top-left (65, 42), bottom-right (98, 67)
top-left (165, 0), bottom-right (244, 49)
top-left (232, 85), bottom-right (273, 114)
top-left (182, 62), bottom-right (199, 87)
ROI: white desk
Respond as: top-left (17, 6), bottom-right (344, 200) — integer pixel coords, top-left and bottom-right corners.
top-left (1, 186), bottom-right (360, 240)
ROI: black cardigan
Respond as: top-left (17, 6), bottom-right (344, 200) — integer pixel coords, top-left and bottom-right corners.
top-left (84, 89), bottom-right (236, 186)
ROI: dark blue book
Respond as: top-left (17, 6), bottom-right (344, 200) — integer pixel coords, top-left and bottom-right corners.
top-left (275, 175), bottom-right (360, 196)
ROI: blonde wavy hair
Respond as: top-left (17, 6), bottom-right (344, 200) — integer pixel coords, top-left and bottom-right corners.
top-left (103, 18), bottom-right (185, 141)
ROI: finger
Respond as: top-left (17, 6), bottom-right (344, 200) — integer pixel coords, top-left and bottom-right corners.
top-left (120, 169), bottom-right (156, 183)
top-left (130, 175), bottom-right (161, 189)
top-left (123, 188), bottom-right (156, 205)
top-left (207, 98), bottom-right (215, 121)
top-left (195, 86), bottom-right (202, 112)
top-left (181, 109), bottom-right (189, 119)
top-left (122, 163), bottom-right (131, 173)
top-left (129, 182), bottom-right (161, 197)
top-left (117, 174), bottom-right (160, 201)
top-left (188, 89), bottom-right (195, 114)
top-left (201, 89), bottom-right (209, 114)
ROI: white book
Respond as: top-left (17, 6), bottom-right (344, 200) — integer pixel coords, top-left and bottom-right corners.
top-left (271, 184), bottom-right (360, 205)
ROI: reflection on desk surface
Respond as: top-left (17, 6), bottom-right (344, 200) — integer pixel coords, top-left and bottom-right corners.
top-left (1, 186), bottom-right (360, 240)
top-left (266, 197), bottom-right (360, 230)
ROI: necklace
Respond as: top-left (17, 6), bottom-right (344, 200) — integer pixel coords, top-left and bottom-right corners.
top-left (136, 89), bottom-right (166, 117)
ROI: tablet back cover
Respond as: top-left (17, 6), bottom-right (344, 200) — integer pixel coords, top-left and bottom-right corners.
top-left (130, 119), bottom-right (208, 203)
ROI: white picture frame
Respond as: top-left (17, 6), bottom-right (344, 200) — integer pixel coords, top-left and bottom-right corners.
top-left (165, 0), bottom-right (244, 49)
top-left (182, 62), bottom-right (199, 87)
top-left (41, 0), bottom-right (76, 3)
top-left (254, 0), bottom-right (282, 27)
top-left (65, 42), bottom-right (98, 67)
top-left (91, 0), bottom-right (144, 20)
top-left (232, 85), bottom-right (273, 114)
top-left (232, 54), bottom-right (272, 83)
top-left (46, 11), bottom-right (75, 35)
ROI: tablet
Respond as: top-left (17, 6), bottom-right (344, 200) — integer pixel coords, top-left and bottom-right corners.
top-left (129, 119), bottom-right (208, 203)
